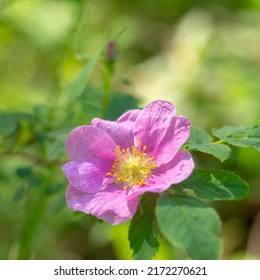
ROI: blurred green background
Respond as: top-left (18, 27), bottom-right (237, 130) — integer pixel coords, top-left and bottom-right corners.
top-left (0, 0), bottom-right (260, 259)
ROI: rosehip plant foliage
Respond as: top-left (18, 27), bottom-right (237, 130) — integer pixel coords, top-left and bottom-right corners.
top-left (1, 43), bottom-right (259, 260)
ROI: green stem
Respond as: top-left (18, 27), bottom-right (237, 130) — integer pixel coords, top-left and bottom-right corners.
top-left (101, 63), bottom-right (113, 116)
top-left (17, 191), bottom-right (46, 259)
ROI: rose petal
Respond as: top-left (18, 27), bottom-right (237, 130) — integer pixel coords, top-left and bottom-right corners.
top-left (66, 185), bottom-right (139, 225)
top-left (65, 126), bottom-right (116, 161)
top-left (117, 109), bottom-right (141, 122)
top-left (62, 159), bottom-right (111, 193)
top-left (133, 100), bottom-right (175, 154)
top-left (153, 150), bottom-right (194, 186)
top-left (134, 100), bottom-right (190, 165)
top-left (152, 116), bottom-right (191, 165)
top-left (91, 118), bottom-right (134, 149)
top-left (128, 150), bottom-right (194, 197)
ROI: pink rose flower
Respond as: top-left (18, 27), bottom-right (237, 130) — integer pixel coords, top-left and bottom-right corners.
top-left (62, 100), bottom-right (194, 225)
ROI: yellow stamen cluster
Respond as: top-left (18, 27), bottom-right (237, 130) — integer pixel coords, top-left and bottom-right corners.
top-left (106, 141), bottom-right (157, 189)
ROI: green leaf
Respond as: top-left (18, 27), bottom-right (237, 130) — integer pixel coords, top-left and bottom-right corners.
top-left (187, 127), bottom-right (231, 162)
top-left (187, 126), bottom-right (213, 144)
top-left (156, 193), bottom-right (222, 260)
top-left (68, 54), bottom-right (99, 100)
top-left (212, 125), bottom-right (260, 151)
top-left (188, 143), bottom-right (231, 162)
top-left (178, 169), bottom-right (249, 201)
top-left (128, 193), bottom-right (159, 260)
top-left (0, 113), bottom-right (19, 138)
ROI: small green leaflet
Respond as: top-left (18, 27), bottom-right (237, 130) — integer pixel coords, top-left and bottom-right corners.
top-left (156, 194), bottom-right (222, 260)
top-left (128, 193), bottom-right (159, 260)
top-left (212, 125), bottom-right (260, 151)
top-left (187, 127), bottom-right (231, 162)
top-left (177, 169), bottom-right (249, 201)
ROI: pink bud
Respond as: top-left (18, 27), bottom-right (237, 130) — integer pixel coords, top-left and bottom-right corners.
top-left (105, 40), bottom-right (118, 63)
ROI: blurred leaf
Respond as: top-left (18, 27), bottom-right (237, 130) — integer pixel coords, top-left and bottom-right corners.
top-left (80, 86), bottom-right (104, 119)
top-left (28, 175), bottom-right (42, 188)
top-left (16, 167), bottom-right (32, 179)
top-left (187, 127), bottom-right (231, 161)
top-left (33, 105), bottom-right (49, 123)
top-left (45, 183), bottom-right (63, 196)
top-left (16, 167), bottom-right (41, 188)
top-left (46, 140), bottom-right (65, 160)
top-left (104, 93), bottom-right (139, 120)
top-left (12, 184), bottom-right (27, 203)
top-left (48, 126), bottom-right (72, 137)
top-left (71, 211), bottom-right (86, 222)
top-left (47, 196), bottom-right (66, 216)
top-left (69, 55), bottom-right (99, 100)
top-left (122, 78), bottom-right (134, 87)
top-left (0, 113), bottom-right (19, 138)
top-left (178, 169), bottom-right (249, 201)
top-left (212, 125), bottom-right (260, 151)
top-left (128, 193), bottom-right (159, 260)
top-left (69, 211), bottom-right (103, 223)
top-left (16, 113), bottom-right (35, 123)
top-left (156, 193), bottom-right (222, 260)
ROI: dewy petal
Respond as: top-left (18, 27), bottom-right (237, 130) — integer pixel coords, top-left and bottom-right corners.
top-left (134, 100), bottom-right (190, 166)
top-left (65, 126), bottom-right (116, 161)
top-left (66, 185), bottom-right (139, 225)
top-left (128, 150), bottom-right (194, 198)
top-left (117, 109), bottom-right (141, 122)
top-left (91, 118), bottom-right (135, 149)
top-left (62, 159), bottom-right (111, 193)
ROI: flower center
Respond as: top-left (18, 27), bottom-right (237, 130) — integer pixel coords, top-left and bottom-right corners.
top-left (107, 141), bottom-right (157, 189)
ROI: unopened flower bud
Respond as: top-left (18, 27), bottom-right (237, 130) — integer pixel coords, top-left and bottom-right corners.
top-left (105, 40), bottom-right (118, 63)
